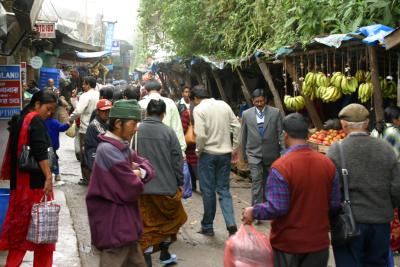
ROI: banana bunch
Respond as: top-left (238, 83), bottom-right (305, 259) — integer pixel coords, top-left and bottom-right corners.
top-left (315, 72), bottom-right (330, 87)
top-left (284, 95), bottom-right (305, 111)
top-left (341, 76), bottom-right (359, 95)
top-left (319, 86), bottom-right (342, 103)
top-left (358, 83), bottom-right (373, 103)
top-left (330, 72), bottom-right (345, 89)
top-left (304, 72), bottom-right (316, 87)
top-left (355, 70), bottom-right (366, 83)
top-left (315, 86), bottom-right (326, 99)
top-left (302, 82), bottom-right (315, 99)
top-left (381, 79), bottom-right (397, 99)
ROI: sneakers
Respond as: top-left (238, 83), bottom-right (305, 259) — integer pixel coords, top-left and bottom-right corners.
top-left (227, 225), bottom-right (238, 236)
top-left (197, 229), bottom-right (215, 237)
top-left (54, 175), bottom-right (61, 181)
top-left (160, 253), bottom-right (177, 265)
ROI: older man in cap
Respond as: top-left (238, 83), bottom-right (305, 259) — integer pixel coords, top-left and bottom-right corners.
top-left (243, 113), bottom-right (340, 267)
top-left (327, 103), bottom-right (400, 267)
top-left (87, 99), bottom-right (155, 267)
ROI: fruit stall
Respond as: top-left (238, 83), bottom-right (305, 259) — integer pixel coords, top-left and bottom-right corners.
top-left (276, 25), bottom-right (399, 152)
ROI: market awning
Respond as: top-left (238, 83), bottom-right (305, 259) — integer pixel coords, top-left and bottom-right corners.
top-left (75, 51), bottom-right (111, 59)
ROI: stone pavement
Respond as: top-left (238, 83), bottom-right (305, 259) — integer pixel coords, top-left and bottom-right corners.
top-left (0, 187), bottom-right (81, 267)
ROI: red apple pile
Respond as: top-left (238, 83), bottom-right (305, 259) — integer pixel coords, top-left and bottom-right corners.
top-left (308, 129), bottom-right (347, 146)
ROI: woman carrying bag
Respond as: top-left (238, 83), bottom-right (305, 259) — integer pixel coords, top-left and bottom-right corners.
top-left (0, 90), bottom-right (58, 267)
top-left (181, 105), bottom-right (198, 191)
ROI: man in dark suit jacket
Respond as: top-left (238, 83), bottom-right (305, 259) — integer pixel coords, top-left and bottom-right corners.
top-left (241, 89), bottom-right (285, 207)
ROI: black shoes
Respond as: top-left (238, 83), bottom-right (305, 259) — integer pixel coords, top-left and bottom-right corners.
top-left (227, 225), bottom-right (238, 236)
top-left (197, 229), bottom-right (215, 236)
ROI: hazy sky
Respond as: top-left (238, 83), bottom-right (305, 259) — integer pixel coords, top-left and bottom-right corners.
top-left (42, 0), bottom-right (140, 42)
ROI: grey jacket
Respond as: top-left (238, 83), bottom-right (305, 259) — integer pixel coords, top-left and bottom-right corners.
top-left (241, 106), bottom-right (284, 166)
top-left (327, 133), bottom-right (400, 224)
top-left (136, 116), bottom-right (183, 195)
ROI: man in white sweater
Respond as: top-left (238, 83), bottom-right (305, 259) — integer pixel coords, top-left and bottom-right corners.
top-left (191, 85), bottom-right (240, 236)
top-left (69, 76), bottom-right (100, 185)
top-left (139, 79), bottom-right (186, 154)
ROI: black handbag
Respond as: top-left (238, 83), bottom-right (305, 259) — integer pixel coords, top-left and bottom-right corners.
top-left (19, 145), bottom-right (57, 173)
top-left (330, 142), bottom-right (360, 246)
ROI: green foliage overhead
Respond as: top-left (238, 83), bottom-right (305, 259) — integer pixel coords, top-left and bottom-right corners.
top-left (138, 0), bottom-right (400, 59)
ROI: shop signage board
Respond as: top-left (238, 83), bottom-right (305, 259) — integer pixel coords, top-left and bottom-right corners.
top-left (104, 22), bottom-right (115, 52)
top-left (30, 56), bottom-right (43, 69)
top-left (35, 22), bottom-right (56, 39)
top-left (111, 40), bottom-right (120, 56)
top-left (0, 65), bottom-right (21, 119)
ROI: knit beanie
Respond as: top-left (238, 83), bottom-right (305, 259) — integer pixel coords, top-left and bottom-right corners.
top-left (109, 99), bottom-right (141, 120)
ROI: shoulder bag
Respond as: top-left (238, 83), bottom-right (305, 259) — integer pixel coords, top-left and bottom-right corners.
top-left (330, 142), bottom-right (360, 246)
top-left (19, 125), bottom-right (57, 173)
top-left (184, 110), bottom-right (196, 145)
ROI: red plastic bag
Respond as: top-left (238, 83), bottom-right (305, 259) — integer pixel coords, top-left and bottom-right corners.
top-left (224, 224), bottom-right (273, 267)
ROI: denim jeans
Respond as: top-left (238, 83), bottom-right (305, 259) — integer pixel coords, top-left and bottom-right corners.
top-left (198, 152), bottom-right (236, 232)
top-left (333, 223), bottom-right (390, 267)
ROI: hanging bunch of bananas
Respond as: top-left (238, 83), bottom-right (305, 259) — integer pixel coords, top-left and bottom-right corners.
top-left (381, 78), bottom-right (397, 99)
top-left (318, 86), bottom-right (342, 103)
top-left (304, 72), bottom-right (316, 86)
top-left (284, 95), bottom-right (305, 111)
top-left (302, 84), bottom-right (316, 100)
top-left (302, 72), bottom-right (316, 100)
top-left (341, 76), bottom-right (359, 95)
top-left (358, 83), bottom-right (373, 103)
top-left (355, 70), bottom-right (366, 83)
top-left (315, 72), bottom-right (330, 87)
top-left (330, 72), bottom-right (346, 90)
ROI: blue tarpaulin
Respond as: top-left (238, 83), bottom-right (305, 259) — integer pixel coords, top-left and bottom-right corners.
top-left (355, 24), bottom-right (394, 46)
top-left (75, 51), bottom-right (111, 59)
top-left (312, 24), bottom-right (395, 48)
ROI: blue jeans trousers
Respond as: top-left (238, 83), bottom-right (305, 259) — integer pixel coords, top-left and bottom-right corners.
top-left (333, 223), bottom-right (390, 267)
top-left (198, 152), bottom-right (236, 232)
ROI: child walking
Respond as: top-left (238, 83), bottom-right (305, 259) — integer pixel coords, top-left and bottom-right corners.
top-left (45, 114), bottom-right (70, 181)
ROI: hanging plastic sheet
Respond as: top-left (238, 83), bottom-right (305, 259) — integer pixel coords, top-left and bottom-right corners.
top-left (355, 24), bottom-right (394, 46)
top-left (275, 47), bottom-right (294, 59)
top-left (314, 34), bottom-right (353, 48)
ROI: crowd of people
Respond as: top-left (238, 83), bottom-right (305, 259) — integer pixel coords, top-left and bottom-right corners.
top-left (1, 70), bottom-right (400, 267)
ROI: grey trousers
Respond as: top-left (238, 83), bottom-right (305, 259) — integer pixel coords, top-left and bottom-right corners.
top-left (273, 248), bottom-right (329, 267)
top-left (249, 163), bottom-right (270, 205)
top-left (100, 242), bottom-right (147, 267)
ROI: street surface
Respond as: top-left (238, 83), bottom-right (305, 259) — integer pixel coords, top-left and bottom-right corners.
top-left (57, 132), bottom-right (270, 267)
top-left (0, 132), bottom-right (339, 267)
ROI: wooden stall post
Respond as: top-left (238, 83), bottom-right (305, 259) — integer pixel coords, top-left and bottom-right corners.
top-left (367, 46), bottom-right (384, 122)
top-left (212, 70), bottom-right (228, 102)
top-left (201, 71), bottom-right (212, 96)
top-left (285, 57), bottom-right (323, 129)
top-left (256, 58), bottom-right (285, 115)
top-left (193, 70), bottom-right (203, 85)
top-left (166, 72), bottom-right (178, 95)
top-left (236, 69), bottom-right (252, 105)
top-left (157, 71), bottom-right (168, 90)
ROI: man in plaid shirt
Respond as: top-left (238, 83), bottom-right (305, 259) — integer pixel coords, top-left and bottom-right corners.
top-left (242, 113), bottom-right (340, 267)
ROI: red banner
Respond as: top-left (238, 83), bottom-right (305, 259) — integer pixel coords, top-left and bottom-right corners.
top-left (0, 81), bottom-right (21, 107)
